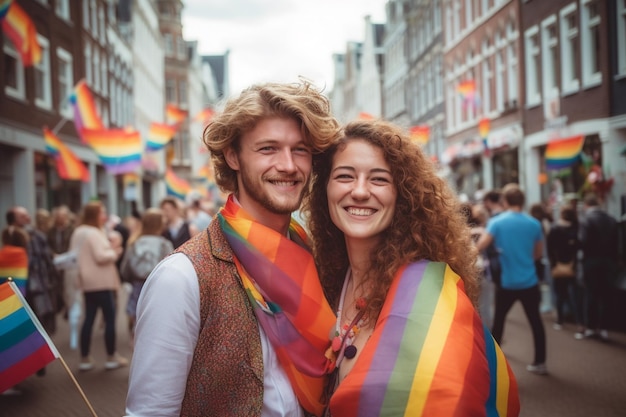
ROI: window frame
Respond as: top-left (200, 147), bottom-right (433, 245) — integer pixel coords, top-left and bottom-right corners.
top-left (34, 35), bottom-right (52, 110)
top-left (3, 38), bottom-right (26, 100)
top-left (57, 47), bottom-right (74, 118)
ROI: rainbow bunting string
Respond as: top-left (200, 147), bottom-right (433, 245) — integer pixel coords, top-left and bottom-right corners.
top-left (1, 1), bottom-right (41, 66)
top-left (166, 104), bottom-right (188, 124)
top-left (0, 280), bottom-right (60, 393)
top-left (545, 135), bottom-right (584, 170)
top-left (165, 168), bottom-right (191, 200)
top-left (146, 122), bottom-right (178, 151)
top-left (409, 125), bottom-right (430, 145)
top-left (43, 128), bottom-right (90, 182)
top-left (81, 128), bottom-right (142, 175)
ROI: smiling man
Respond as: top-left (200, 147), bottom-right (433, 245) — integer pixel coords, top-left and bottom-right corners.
top-left (125, 81), bottom-right (340, 417)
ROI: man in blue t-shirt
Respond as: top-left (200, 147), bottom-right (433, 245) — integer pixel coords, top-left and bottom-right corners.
top-left (477, 183), bottom-right (547, 375)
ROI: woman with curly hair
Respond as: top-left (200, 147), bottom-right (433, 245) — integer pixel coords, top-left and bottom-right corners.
top-left (303, 119), bottom-right (519, 417)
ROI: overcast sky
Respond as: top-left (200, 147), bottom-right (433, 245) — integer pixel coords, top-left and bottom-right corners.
top-left (181, 0), bottom-right (388, 95)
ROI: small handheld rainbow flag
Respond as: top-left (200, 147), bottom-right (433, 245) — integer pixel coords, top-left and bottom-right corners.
top-left (1, 1), bottom-right (41, 66)
top-left (81, 127), bottom-right (142, 175)
top-left (0, 280), bottom-right (60, 393)
top-left (409, 125), bottom-right (430, 145)
top-left (70, 80), bottom-right (104, 143)
top-left (146, 122), bottom-right (178, 151)
top-left (166, 104), bottom-right (188, 125)
top-left (43, 128), bottom-right (90, 182)
top-left (0, 246), bottom-right (27, 296)
top-left (545, 135), bottom-right (584, 170)
top-left (165, 168), bottom-right (190, 200)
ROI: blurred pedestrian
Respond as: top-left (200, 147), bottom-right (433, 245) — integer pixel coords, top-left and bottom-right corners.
top-left (576, 194), bottom-right (619, 341)
top-left (69, 201), bottom-right (127, 371)
top-left (120, 208), bottom-right (173, 342)
top-left (477, 183), bottom-right (547, 375)
top-left (482, 189), bottom-right (504, 288)
top-left (160, 197), bottom-right (195, 249)
top-left (547, 205), bottom-right (581, 331)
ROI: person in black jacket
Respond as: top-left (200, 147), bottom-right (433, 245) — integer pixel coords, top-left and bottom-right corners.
top-left (547, 206), bottom-right (580, 330)
top-left (576, 194), bottom-right (619, 341)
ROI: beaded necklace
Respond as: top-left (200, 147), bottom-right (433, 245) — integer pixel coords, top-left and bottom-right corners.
top-left (331, 270), bottom-right (367, 368)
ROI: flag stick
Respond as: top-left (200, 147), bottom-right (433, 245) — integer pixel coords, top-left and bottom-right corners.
top-left (51, 116), bottom-right (70, 135)
top-left (57, 355), bottom-right (99, 417)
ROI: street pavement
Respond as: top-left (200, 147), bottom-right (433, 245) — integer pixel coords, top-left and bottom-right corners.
top-left (2, 292), bottom-right (626, 417)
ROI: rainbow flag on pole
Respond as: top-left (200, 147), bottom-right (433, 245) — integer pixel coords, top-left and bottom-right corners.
top-left (70, 80), bottom-right (104, 142)
top-left (146, 122), bottom-right (178, 151)
top-left (165, 168), bottom-right (190, 200)
top-left (166, 104), bottom-right (188, 125)
top-left (193, 108), bottom-right (214, 125)
top-left (409, 125), bottom-right (430, 145)
top-left (0, 280), bottom-right (60, 393)
top-left (43, 128), bottom-right (90, 182)
top-left (545, 135), bottom-right (584, 170)
top-left (81, 127), bottom-right (142, 174)
top-left (1, 1), bottom-right (41, 66)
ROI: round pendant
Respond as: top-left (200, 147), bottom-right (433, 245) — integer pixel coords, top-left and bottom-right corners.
top-left (344, 345), bottom-right (357, 359)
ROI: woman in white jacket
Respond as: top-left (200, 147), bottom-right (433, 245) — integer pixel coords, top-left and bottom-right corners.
top-left (69, 201), bottom-right (126, 371)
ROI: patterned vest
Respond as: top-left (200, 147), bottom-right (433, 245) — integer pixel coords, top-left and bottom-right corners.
top-left (177, 221), bottom-right (264, 417)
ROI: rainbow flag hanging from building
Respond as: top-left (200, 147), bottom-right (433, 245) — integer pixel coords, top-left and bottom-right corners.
top-left (0, 280), bottom-right (60, 393)
top-left (545, 135), bottom-right (584, 170)
top-left (70, 80), bottom-right (104, 142)
top-left (81, 127), bottom-right (142, 175)
top-left (146, 122), bottom-right (178, 151)
top-left (409, 125), bottom-right (430, 145)
top-left (166, 104), bottom-right (188, 125)
top-left (478, 117), bottom-right (491, 156)
top-left (1, 1), bottom-right (41, 66)
top-left (43, 128), bottom-right (90, 182)
top-left (193, 108), bottom-right (215, 125)
top-left (165, 168), bottom-right (190, 200)
top-left (457, 80), bottom-right (480, 109)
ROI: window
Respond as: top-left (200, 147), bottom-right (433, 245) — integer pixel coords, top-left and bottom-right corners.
top-left (34, 36), bottom-right (52, 109)
top-left (434, 0), bottom-right (442, 33)
top-left (165, 78), bottom-right (176, 102)
top-left (57, 47), bottom-right (74, 117)
top-left (541, 16), bottom-right (559, 96)
top-left (179, 79), bottom-right (188, 106)
top-left (109, 78), bottom-right (116, 124)
top-left (101, 50), bottom-right (108, 96)
top-left (581, 0), bottom-right (601, 87)
top-left (177, 37), bottom-right (186, 60)
top-left (481, 56), bottom-right (493, 114)
top-left (435, 56), bottom-right (443, 102)
top-left (617, 0), bottom-right (626, 76)
top-left (55, 0), bottom-right (70, 20)
top-left (507, 43), bottom-right (518, 101)
top-left (465, 0), bottom-right (473, 29)
top-left (91, 0), bottom-right (98, 37)
top-left (164, 34), bottom-right (173, 56)
top-left (84, 41), bottom-right (92, 84)
top-left (495, 49), bottom-right (506, 111)
top-left (82, 0), bottom-right (90, 27)
top-left (93, 49), bottom-right (100, 92)
top-left (99, 5), bottom-right (106, 40)
top-left (559, 4), bottom-right (579, 93)
top-left (3, 38), bottom-right (25, 99)
top-left (524, 26), bottom-right (541, 106)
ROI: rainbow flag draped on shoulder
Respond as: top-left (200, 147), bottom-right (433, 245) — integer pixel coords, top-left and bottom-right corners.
top-left (329, 261), bottom-right (519, 417)
top-left (218, 195), bottom-right (336, 416)
top-left (0, 280), bottom-right (60, 393)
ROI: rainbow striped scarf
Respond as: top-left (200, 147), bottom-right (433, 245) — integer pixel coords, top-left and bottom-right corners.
top-left (329, 261), bottom-right (519, 417)
top-left (0, 246), bottom-right (28, 296)
top-left (218, 196), bottom-right (336, 416)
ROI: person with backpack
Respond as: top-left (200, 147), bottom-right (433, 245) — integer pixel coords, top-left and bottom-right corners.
top-left (120, 208), bottom-right (173, 342)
